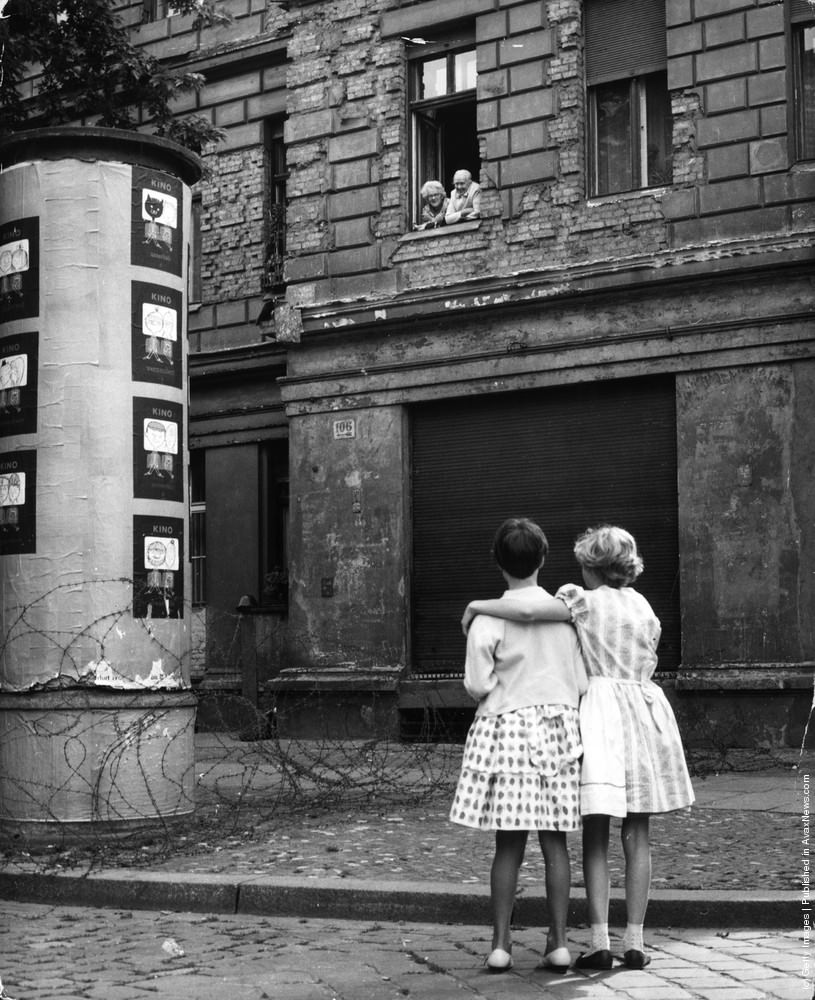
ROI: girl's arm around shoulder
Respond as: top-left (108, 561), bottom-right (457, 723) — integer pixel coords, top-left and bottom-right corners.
top-left (573, 646), bottom-right (589, 697)
top-left (461, 593), bottom-right (570, 635)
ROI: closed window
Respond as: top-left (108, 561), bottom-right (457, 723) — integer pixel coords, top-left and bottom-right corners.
top-left (143, 0), bottom-right (172, 21)
top-left (189, 449), bottom-right (206, 606)
top-left (408, 33), bottom-right (480, 226)
top-left (791, 0), bottom-right (815, 160)
top-left (264, 118), bottom-right (288, 292)
top-left (189, 195), bottom-right (202, 304)
top-left (585, 0), bottom-right (672, 196)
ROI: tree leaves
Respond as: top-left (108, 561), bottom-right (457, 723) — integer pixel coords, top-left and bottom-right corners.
top-left (0, 0), bottom-right (230, 153)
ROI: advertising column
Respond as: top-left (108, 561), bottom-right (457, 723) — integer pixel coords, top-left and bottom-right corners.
top-left (0, 128), bottom-right (201, 845)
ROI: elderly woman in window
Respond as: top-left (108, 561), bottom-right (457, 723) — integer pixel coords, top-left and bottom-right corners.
top-left (415, 180), bottom-right (450, 230)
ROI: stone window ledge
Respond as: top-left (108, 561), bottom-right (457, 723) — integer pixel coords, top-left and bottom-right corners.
top-left (675, 665), bottom-right (815, 691)
top-left (266, 665), bottom-right (405, 692)
top-left (398, 219), bottom-right (481, 243)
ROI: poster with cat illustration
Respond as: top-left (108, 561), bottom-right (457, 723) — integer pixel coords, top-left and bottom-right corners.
top-left (131, 167), bottom-right (183, 276)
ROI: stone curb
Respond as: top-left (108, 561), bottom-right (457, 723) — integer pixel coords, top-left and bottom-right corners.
top-left (0, 870), bottom-right (794, 929)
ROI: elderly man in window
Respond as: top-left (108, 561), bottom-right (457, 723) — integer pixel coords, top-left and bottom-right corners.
top-left (445, 169), bottom-right (481, 224)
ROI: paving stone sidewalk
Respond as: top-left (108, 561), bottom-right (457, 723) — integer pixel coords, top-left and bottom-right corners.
top-left (0, 902), bottom-right (809, 1000)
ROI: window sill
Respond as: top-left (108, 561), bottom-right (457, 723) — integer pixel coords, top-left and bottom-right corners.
top-left (236, 602), bottom-right (288, 615)
top-left (586, 186), bottom-right (670, 206)
top-left (398, 219), bottom-right (481, 243)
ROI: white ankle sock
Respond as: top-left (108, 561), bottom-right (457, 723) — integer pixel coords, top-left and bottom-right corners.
top-left (623, 923), bottom-right (644, 952)
top-left (590, 923), bottom-right (610, 952)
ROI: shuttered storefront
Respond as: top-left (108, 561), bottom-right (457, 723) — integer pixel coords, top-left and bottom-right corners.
top-left (411, 375), bottom-right (680, 674)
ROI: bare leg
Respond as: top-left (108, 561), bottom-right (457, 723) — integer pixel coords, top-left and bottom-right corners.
top-left (582, 814), bottom-right (611, 926)
top-left (490, 830), bottom-right (528, 952)
top-left (537, 830), bottom-right (570, 953)
top-left (621, 813), bottom-right (650, 924)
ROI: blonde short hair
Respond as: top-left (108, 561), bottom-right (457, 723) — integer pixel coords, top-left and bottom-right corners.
top-left (420, 180), bottom-right (446, 200)
top-left (573, 525), bottom-right (644, 587)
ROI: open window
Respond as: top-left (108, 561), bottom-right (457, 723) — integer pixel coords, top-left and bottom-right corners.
top-left (791, 0), bottom-right (815, 161)
top-left (585, 0), bottom-right (672, 196)
top-left (408, 32), bottom-right (480, 227)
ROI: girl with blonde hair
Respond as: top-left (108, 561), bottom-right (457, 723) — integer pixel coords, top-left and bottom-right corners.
top-left (462, 525), bottom-right (694, 970)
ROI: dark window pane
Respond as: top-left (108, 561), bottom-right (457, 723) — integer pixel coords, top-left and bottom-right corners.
top-left (189, 196), bottom-right (202, 303)
top-left (645, 73), bottom-right (673, 186)
top-left (595, 79), bottom-right (632, 194)
top-left (189, 450), bottom-right (205, 504)
top-left (265, 118), bottom-right (287, 290)
top-left (797, 26), bottom-right (815, 159)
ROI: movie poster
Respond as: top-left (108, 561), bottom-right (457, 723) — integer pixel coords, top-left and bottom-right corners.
top-left (133, 514), bottom-right (184, 619)
top-left (0, 448), bottom-right (36, 555)
top-left (131, 167), bottom-right (183, 276)
top-left (133, 397), bottom-right (183, 503)
top-left (0, 331), bottom-right (38, 437)
top-left (131, 281), bottom-right (182, 388)
top-left (0, 216), bottom-right (39, 322)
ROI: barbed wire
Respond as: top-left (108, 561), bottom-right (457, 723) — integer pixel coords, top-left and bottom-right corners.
top-left (0, 588), bottom-right (808, 874)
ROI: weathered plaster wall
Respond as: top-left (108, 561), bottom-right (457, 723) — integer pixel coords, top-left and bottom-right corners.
top-left (286, 405), bottom-right (407, 672)
top-left (677, 360), bottom-right (815, 666)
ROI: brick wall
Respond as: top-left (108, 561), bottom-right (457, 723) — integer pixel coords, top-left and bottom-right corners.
top-left (664, 0), bottom-right (815, 245)
top-left (110, 0), bottom-right (814, 325)
top-left (280, 0), bottom-right (813, 313)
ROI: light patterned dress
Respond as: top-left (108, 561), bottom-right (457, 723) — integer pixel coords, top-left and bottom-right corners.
top-left (449, 593), bottom-right (587, 832)
top-left (557, 583), bottom-right (695, 818)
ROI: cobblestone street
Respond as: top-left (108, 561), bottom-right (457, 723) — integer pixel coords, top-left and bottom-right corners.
top-left (0, 902), bottom-right (809, 1000)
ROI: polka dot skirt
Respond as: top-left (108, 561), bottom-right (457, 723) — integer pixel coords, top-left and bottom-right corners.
top-left (449, 705), bottom-right (582, 832)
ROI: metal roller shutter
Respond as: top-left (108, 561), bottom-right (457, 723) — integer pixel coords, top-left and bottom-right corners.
top-left (411, 375), bottom-right (679, 674)
top-left (791, 0), bottom-right (815, 22)
top-left (584, 0), bottom-right (667, 85)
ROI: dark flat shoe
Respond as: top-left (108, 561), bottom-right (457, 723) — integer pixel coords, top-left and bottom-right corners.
top-left (575, 949), bottom-right (613, 970)
top-left (624, 949), bottom-right (651, 969)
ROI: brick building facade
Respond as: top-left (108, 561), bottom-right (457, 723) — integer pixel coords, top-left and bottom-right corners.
top-left (58, 0), bottom-right (815, 743)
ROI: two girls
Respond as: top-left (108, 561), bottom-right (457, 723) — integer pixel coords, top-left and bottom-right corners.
top-left (459, 524), bottom-right (694, 970)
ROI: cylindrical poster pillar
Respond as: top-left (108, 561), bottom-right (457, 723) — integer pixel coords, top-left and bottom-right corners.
top-left (0, 127), bottom-right (201, 846)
